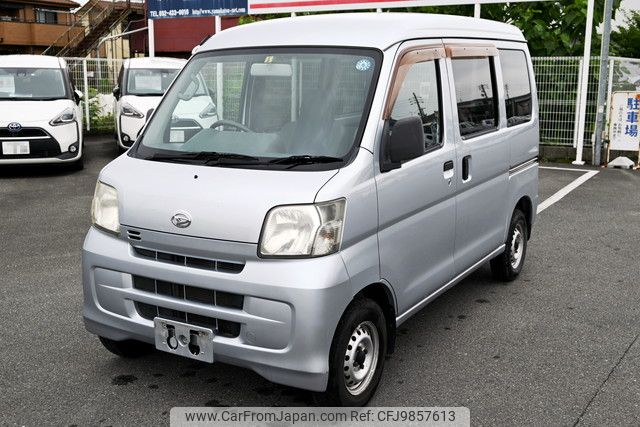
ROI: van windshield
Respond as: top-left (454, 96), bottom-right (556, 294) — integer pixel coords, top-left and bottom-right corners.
top-left (133, 48), bottom-right (381, 170)
top-left (126, 68), bottom-right (180, 95)
top-left (0, 68), bottom-right (67, 100)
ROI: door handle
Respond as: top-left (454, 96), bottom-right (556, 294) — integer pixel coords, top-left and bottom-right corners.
top-left (443, 160), bottom-right (454, 186)
top-left (462, 155), bottom-right (471, 181)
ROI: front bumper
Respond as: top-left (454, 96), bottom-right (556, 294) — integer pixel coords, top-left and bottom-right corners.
top-left (0, 122), bottom-right (81, 164)
top-left (82, 226), bottom-right (352, 391)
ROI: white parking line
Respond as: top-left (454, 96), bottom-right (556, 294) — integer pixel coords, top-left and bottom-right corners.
top-left (539, 165), bottom-right (595, 173)
top-left (537, 169), bottom-right (599, 214)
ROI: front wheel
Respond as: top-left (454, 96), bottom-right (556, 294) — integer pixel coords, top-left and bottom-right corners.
top-left (317, 298), bottom-right (387, 406)
top-left (490, 209), bottom-right (528, 281)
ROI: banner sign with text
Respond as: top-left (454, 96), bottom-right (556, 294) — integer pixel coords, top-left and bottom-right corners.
top-left (147, 0), bottom-right (247, 18)
top-left (609, 91), bottom-right (640, 152)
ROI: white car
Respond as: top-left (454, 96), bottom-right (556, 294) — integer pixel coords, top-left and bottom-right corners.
top-left (0, 55), bottom-right (84, 169)
top-left (113, 57), bottom-right (218, 151)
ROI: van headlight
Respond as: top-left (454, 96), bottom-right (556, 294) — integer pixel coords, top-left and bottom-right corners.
top-left (259, 199), bottom-right (346, 258)
top-left (91, 181), bottom-right (120, 234)
top-left (121, 102), bottom-right (144, 118)
top-left (49, 108), bottom-right (76, 126)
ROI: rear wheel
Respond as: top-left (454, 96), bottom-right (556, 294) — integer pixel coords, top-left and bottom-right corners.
top-left (316, 298), bottom-right (387, 406)
top-left (490, 209), bottom-right (528, 281)
top-left (99, 336), bottom-right (153, 358)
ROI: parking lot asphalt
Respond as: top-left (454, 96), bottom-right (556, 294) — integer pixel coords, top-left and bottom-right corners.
top-left (1, 136), bottom-right (639, 426)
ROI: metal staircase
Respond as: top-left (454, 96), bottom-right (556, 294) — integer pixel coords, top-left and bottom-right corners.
top-left (42, 0), bottom-right (144, 58)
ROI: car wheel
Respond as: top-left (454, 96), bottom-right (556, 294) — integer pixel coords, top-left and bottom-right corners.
top-left (317, 298), bottom-right (387, 406)
top-left (99, 336), bottom-right (153, 358)
top-left (490, 208), bottom-right (528, 281)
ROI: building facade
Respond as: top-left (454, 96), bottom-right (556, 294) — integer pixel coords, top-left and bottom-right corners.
top-left (0, 0), bottom-right (82, 54)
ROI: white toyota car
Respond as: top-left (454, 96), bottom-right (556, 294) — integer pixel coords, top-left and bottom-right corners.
top-left (0, 55), bottom-right (84, 169)
top-left (113, 57), bottom-right (218, 152)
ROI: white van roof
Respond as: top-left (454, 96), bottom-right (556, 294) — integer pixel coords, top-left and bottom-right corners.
top-left (201, 13), bottom-right (526, 52)
top-left (1, 55), bottom-right (66, 69)
top-left (124, 57), bottom-right (187, 69)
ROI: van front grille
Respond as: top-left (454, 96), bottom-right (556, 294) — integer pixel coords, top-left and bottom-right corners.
top-left (131, 245), bottom-right (244, 274)
top-left (132, 275), bottom-right (243, 338)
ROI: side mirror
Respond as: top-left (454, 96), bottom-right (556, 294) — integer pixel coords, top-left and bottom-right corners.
top-left (380, 116), bottom-right (425, 172)
top-left (74, 89), bottom-right (84, 105)
top-left (112, 86), bottom-right (120, 100)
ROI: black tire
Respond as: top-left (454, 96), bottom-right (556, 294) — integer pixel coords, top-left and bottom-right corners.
top-left (490, 209), bottom-right (528, 282)
top-left (69, 155), bottom-right (84, 171)
top-left (316, 298), bottom-right (387, 406)
top-left (99, 336), bottom-right (153, 358)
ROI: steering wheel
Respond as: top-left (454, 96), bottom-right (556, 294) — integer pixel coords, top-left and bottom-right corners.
top-left (209, 119), bottom-right (254, 133)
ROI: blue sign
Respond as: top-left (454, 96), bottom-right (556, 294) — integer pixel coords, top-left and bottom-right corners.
top-left (147, 0), bottom-right (247, 18)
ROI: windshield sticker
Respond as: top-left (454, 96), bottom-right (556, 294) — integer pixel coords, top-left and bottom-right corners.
top-left (134, 74), bottom-right (162, 91)
top-left (0, 75), bottom-right (15, 93)
top-left (355, 58), bottom-right (373, 72)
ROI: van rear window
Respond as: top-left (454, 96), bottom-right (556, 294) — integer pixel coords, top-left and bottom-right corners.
top-left (451, 57), bottom-right (497, 138)
top-left (499, 49), bottom-right (533, 127)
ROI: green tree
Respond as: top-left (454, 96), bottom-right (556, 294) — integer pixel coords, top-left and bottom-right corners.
top-left (610, 11), bottom-right (640, 58)
top-left (408, 0), bottom-right (621, 56)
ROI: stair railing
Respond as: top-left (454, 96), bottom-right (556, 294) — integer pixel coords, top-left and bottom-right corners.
top-left (42, 0), bottom-right (115, 56)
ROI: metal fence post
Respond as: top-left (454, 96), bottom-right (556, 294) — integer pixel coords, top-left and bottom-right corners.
top-left (573, 59), bottom-right (584, 150)
top-left (83, 58), bottom-right (90, 132)
top-left (605, 58), bottom-right (614, 136)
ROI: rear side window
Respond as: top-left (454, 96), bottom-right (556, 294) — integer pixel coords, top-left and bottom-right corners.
top-left (451, 57), bottom-right (497, 138)
top-left (390, 60), bottom-right (442, 152)
top-left (499, 49), bottom-right (533, 127)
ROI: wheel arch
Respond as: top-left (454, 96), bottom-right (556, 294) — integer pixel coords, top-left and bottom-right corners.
top-left (354, 282), bottom-right (397, 354)
top-left (515, 195), bottom-right (533, 239)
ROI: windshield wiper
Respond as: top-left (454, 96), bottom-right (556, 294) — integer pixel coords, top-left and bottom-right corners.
top-left (146, 151), bottom-right (260, 165)
top-left (269, 155), bottom-right (344, 167)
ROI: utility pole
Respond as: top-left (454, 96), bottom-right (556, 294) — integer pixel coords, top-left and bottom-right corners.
top-left (593, 0), bottom-right (615, 165)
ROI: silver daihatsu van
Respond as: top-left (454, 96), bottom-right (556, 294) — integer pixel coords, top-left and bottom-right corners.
top-left (83, 13), bottom-right (538, 406)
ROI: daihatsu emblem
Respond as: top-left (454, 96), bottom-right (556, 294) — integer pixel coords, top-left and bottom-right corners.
top-left (171, 212), bottom-right (192, 228)
top-left (7, 122), bottom-right (22, 132)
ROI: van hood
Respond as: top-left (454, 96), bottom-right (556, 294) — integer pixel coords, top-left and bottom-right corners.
top-left (101, 155), bottom-right (339, 243)
top-left (0, 99), bottom-right (74, 126)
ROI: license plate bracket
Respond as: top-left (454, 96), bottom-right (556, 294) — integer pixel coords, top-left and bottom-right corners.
top-left (154, 318), bottom-right (214, 363)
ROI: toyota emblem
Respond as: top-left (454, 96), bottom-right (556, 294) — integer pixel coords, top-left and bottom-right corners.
top-left (7, 122), bottom-right (22, 132)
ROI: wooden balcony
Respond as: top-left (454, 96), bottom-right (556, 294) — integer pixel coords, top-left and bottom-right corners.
top-left (0, 20), bottom-right (84, 48)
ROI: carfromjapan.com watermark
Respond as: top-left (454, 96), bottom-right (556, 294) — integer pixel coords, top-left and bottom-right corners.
top-left (170, 407), bottom-right (470, 427)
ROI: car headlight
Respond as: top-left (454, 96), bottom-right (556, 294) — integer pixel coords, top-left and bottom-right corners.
top-left (91, 181), bottom-right (120, 234)
top-left (259, 199), bottom-right (346, 258)
top-left (49, 107), bottom-right (76, 126)
top-left (121, 102), bottom-right (144, 118)
top-left (199, 102), bottom-right (217, 119)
